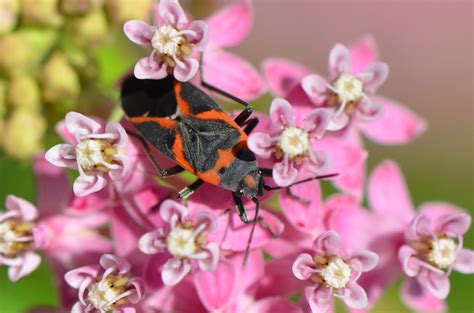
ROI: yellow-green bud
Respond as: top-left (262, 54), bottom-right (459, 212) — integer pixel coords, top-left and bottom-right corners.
top-left (0, 0), bottom-right (19, 35)
top-left (66, 9), bottom-right (108, 46)
top-left (20, 0), bottom-right (63, 27)
top-left (7, 75), bottom-right (40, 112)
top-left (39, 53), bottom-right (80, 103)
top-left (2, 109), bottom-right (46, 159)
top-left (61, 0), bottom-right (103, 15)
top-left (0, 32), bottom-right (35, 78)
top-left (105, 0), bottom-right (153, 25)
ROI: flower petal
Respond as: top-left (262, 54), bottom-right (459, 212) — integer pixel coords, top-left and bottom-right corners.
top-left (174, 57), bottom-right (199, 82)
top-left (367, 160), bottom-right (415, 224)
top-left (64, 265), bottom-right (101, 289)
top-left (205, 0), bottom-right (253, 47)
top-left (400, 278), bottom-right (446, 313)
top-left (247, 132), bottom-right (274, 159)
top-left (139, 229), bottom-right (167, 255)
top-left (273, 160), bottom-right (298, 187)
top-left (305, 285), bottom-right (332, 313)
top-left (292, 253), bottom-right (314, 280)
top-left (187, 20), bottom-right (208, 50)
top-left (123, 20), bottom-right (153, 47)
top-left (159, 0), bottom-right (187, 27)
top-left (5, 195), bottom-right (38, 221)
top-left (359, 96), bottom-right (427, 145)
top-left (417, 269), bottom-right (450, 299)
top-left (399, 245), bottom-right (422, 277)
top-left (45, 144), bottom-right (77, 169)
top-left (134, 56), bottom-right (168, 80)
top-left (193, 261), bottom-right (236, 311)
top-left (339, 281), bottom-right (368, 309)
top-left (73, 173), bottom-right (108, 197)
top-left (304, 108), bottom-right (329, 139)
top-left (358, 62), bottom-right (389, 93)
top-left (348, 249), bottom-right (379, 272)
top-left (198, 243), bottom-right (220, 272)
top-left (313, 230), bottom-right (340, 255)
top-left (65, 111), bottom-right (103, 140)
top-left (301, 74), bottom-right (328, 105)
top-left (263, 58), bottom-right (311, 97)
top-left (270, 98), bottom-right (295, 128)
top-left (246, 297), bottom-right (303, 313)
top-left (159, 199), bottom-right (188, 224)
top-left (7, 252), bottom-right (41, 282)
top-left (349, 34), bottom-right (379, 74)
top-left (100, 254), bottom-right (130, 274)
top-left (453, 248), bottom-right (474, 274)
top-left (202, 49), bottom-right (265, 100)
top-left (328, 43), bottom-right (351, 78)
top-left (162, 258), bottom-right (192, 286)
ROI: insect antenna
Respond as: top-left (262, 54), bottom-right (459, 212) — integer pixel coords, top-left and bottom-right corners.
top-left (262, 173), bottom-right (339, 191)
top-left (242, 197), bottom-right (260, 268)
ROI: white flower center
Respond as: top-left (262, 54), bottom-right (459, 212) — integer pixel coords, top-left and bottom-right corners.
top-left (0, 219), bottom-right (35, 257)
top-left (88, 275), bottom-right (129, 312)
top-left (429, 237), bottom-right (458, 269)
top-left (166, 227), bottom-right (198, 258)
top-left (277, 127), bottom-right (310, 160)
top-left (152, 25), bottom-right (190, 59)
top-left (332, 73), bottom-right (364, 104)
top-left (76, 139), bottom-right (117, 173)
top-left (320, 256), bottom-right (352, 289)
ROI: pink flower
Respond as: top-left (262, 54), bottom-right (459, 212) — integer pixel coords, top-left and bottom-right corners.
top-left (328, 160), bottom-right (473, 312)
top-left (65, 254), bottom-right (145, 313)
top-left (0, 195), bottom-right (43, 282)
top-left (292, 230), bottom-right (378, 312)
top-left (247, 98), bottom-right (330, 186)
top-left (264, 35), bottom-right (426, 145)
top-left (124, 0), bottom-right (208, 82)
top-left (45, 112), bottom-right (132, 197)
top-left (138, 199), bottom-right (219, 286)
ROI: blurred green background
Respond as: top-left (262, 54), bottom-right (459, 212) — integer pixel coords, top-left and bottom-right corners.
top-left (1, 0), bottom-right (473, 312)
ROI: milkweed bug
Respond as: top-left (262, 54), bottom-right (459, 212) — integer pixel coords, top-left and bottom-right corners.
top-left (120, 54), bottom-right (337, 264)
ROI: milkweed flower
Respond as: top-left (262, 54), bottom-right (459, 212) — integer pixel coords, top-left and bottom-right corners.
top-left (139, 199), bottom-right (219, 286)
top-left (248, 98), bottom-right (330, 186)
top-left (45, 112), bottom-right (132, 197)
top-left (124, 0), bottom-right (208, 82)
top-left (292, 230), bottom-right (378, 312)
top-left (65, 254), bottom-right (145, 312)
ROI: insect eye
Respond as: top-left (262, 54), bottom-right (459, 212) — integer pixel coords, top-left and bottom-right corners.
top-left (218, 167), bottom-right (226, 175)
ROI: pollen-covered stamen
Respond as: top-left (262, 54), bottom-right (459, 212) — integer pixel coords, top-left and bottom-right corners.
top-left (75, 139), bottom-right (119, 173)
top-left (166, 221), bottom-right (206, 258)
top-left (412, 236), bottom-right (458, 270)
top-left (276, 127), bottom-right (310, 161)
top-left (317, 256), bottom-right (352, 289)
top-left (87, 274), bottom-right (132, 312)
top-left (0, 218), bottom-right (36, 257)
top-left (331, 73), bottom-right (365, 116)
top-left (151, 24), bottom-right (192, 66)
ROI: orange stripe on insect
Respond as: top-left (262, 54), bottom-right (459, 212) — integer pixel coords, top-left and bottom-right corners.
top-left (130, 117), bottom-right (177, 128)
top-left (173, 81), bottom-right (191, 116)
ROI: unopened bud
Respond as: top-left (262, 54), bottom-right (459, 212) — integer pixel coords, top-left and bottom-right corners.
top-left (20, 0), bottom-right (63, 27)
top-left (0, 0), bottom-right (19, 35)
top-left (61, 0), bottom-right (103, 15)
top-left (0, 32), bottom-right (34, 77)
top-left (65, 9), bottom-right (108, 46)
top-left (7, 76), bottom-right (40, 112)
top-left (39, 53), bottom-right (80, 103)
top-left (2, 109), bottom-right (46, 159)
top-left (105, 0), bottom-right (153, 25)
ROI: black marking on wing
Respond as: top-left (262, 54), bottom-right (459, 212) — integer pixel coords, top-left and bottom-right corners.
top-left (121, 74), bottom-right (177, 118)
top-left (179, 83), bottom-right (223, 115)
top-left (178, 117), bottom-right (241, 172)
top-left (134, 122), bottom-right (176, 159)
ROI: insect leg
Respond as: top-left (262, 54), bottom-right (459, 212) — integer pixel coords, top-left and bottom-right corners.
top-left (285, 186), bottom-right (311, 205)
top-left (242, 197), bottom-right (260, 267)
top-left (199, 52), bottom-right (253, 126)
top-left (232, 192), bottom-right (249, 223)
top-left (241, 117), bottom-right (259, 134)
top-left (177, 179), bottom-right (205, 199)
top-left (127, 131), bottom-right (185, 177)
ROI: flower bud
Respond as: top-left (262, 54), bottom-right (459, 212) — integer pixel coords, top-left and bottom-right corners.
top-left (105, 0), bottom-right (153, 25)
top-left (7, 75), bottom-right (41, 112)
top-left (20, 0), bottom-right (63, 27)
top-left (39, 53), bottom-right (80, 103)
top-left (65, 9), bottom-right (108, 46)
top-left (2, 109), bottom-right (46, 159)
top-left (61, 0), bottom-right (103, 15)
top-left (0, 0), bottom-right (19, 35)
top-left (0, 32), bottom-right (34, 77)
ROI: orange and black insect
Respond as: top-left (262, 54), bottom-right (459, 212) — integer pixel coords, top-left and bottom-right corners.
top-left (120, 60), bottom-right (336, 262)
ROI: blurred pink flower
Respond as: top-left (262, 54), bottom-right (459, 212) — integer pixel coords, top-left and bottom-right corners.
top-left (139, 199), bottom-right (219, 286)
top-left (45, 112), bottom-right (133, 197)
top-left (124, 0), bottom-right (208, 82)
top-left (65, 254), bottom-right (145, 313)
top-left (292, 230), bottom-right (378, 312)
top-left (263, 35), bottom-right (426, 145)
top-left (328, 160), bottom-right (473, 312)
top-left (248, 98), bottom-right (329, 186)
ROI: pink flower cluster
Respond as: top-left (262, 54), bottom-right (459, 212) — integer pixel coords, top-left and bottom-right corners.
top-left (2, 1), bottom-right (472, 313)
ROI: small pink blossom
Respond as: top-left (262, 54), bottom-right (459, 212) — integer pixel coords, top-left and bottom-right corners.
top-left (248, 98), bottom-right (330, 186)
top-left (292, 230), bottom-right (378, 313)
top-left (45, 112), bottom-right (132, 197)
top-left (124, 0), bottom-right (208, 82)
top-left (65, 254), bottom-right (144, 313)
top-left (0, 195), bottom-right (43, 282)
top-left (138, 199), bottom-right (219, 286)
